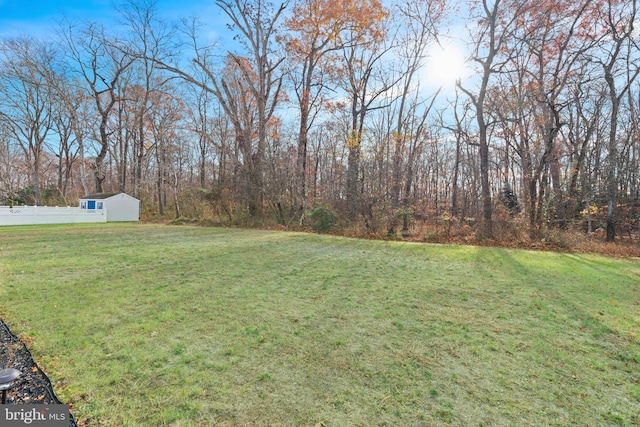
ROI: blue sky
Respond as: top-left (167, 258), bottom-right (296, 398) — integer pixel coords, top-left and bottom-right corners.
top-left (0, 0), bottom-right (466, 96)
top-left (0, 0), bottom-right (110, 20)
top-left (0, 0), bottom-right (222, 38)
top-left (0, 0), bottom-right (111, 35)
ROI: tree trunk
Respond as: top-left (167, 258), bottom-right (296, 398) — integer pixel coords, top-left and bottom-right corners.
top-left (346, 136), bottom-right (361, 220)
top-left (295, 103), bottom-right (309, 224)
top-left (31, 154), bottom-right (42, 205)
top-left (77, 137), bottom-right (89, 196)
top-left (550, 152), bottom-right (565, 229)
top-left (475, 99), bottom-right (493, 239)
top-left (606, 97), bottom-right (619, 242)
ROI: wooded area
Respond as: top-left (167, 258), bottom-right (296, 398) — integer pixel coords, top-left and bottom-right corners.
top-left (1, 0), bottom-right (638, 243)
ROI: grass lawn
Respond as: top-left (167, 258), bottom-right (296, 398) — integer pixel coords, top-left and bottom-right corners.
top-left (0, 223), bottom-right (639, 426)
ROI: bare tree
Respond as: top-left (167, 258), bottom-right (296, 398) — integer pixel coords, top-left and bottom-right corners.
top-left (59, 21), bottom-right (136, 193)
top-left (564, 67), bottom-right (607, 225)
top-left (388, 0), bottom-right (445, 222)
top-left (459, 1), bottom-right (512, 238)
top-left (0, 120), bottom-right (21, 204)
top-left (154, 1), bottom-right (287, 216)
top-left (118, 0), bottom-right (176, 198)
top-left (0, 37), bottom-right (57, 205)
top-left (184, 82), bottom-right (215, 189)
top-left (339, 18), bottom-right (394, 221)
top-left (282, 0), bottom-right (387, 222)
top-left (515, 0), bottom-right (598, 229)
top-left (213, 0), bottom-right (287, 216)
top-left (593, 0), bottom-right (640, 241)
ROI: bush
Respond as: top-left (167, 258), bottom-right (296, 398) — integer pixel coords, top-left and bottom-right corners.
top-left (9, 185), bottom-right (64, 206)
top-left (307, 206), bottom-right (336, 234)
top-left (498, 183), bottom-right (521, 216)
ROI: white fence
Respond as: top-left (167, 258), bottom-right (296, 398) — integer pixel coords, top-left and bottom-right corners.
top-left (0, 206), bottom-right (107, 226)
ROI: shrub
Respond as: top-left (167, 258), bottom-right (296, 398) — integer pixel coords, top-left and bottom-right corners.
top-left (307, 206), bottom-right (336, 233)
top-left (9, 185), bottom-right (64, 206)
top-left (498, 183), bottom-right (521, 216)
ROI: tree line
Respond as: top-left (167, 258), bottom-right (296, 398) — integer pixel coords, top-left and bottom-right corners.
top-left (0, 0), bottom-right (638, 242)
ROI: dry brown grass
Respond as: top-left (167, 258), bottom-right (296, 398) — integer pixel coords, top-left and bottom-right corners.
top-left (325, 207), bottom-right (640, 259)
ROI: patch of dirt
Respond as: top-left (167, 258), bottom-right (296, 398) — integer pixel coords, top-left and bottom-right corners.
top-left (0, 319), bottom-right (77, 426)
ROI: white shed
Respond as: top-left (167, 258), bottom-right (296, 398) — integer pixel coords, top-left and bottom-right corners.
top-left (79, 193), bottom-right (140, 222)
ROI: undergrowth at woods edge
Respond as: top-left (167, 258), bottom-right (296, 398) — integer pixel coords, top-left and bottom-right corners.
top-left (0, 223), bottom-right (639, 426)
top-left (162, 200), bottom-right (640, 259)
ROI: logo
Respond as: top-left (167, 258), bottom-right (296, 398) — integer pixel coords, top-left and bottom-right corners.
top-left (1, 405), bottom-right (69, 426)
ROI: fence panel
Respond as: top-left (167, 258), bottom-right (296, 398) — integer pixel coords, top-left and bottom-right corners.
top-left (0, 206), bottom-right (107, 226)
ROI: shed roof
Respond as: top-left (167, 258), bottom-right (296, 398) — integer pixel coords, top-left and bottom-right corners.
top-left (81, 193), bottom-right (120, 200)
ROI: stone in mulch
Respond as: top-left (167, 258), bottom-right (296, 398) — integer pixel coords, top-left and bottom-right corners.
top-left (0, 319), bottom-right (77, 426)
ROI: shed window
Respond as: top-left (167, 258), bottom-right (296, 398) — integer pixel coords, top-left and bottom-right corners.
top-left (87, 200), bottom-right (96, 210)
top-left (97, 201), bottom-right (104, 210)
top-left (80, 201), bottom-right (87, 209)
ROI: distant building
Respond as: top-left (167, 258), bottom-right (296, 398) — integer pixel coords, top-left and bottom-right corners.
top-left (79, 193), bottom-right (140, 222)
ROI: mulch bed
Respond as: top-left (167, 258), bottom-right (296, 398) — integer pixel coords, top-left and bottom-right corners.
top-left (0, 319), bottom-right (77, 426)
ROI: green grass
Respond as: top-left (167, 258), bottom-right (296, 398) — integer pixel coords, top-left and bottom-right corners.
top-left (1, 223), bottom-right (639, 426)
